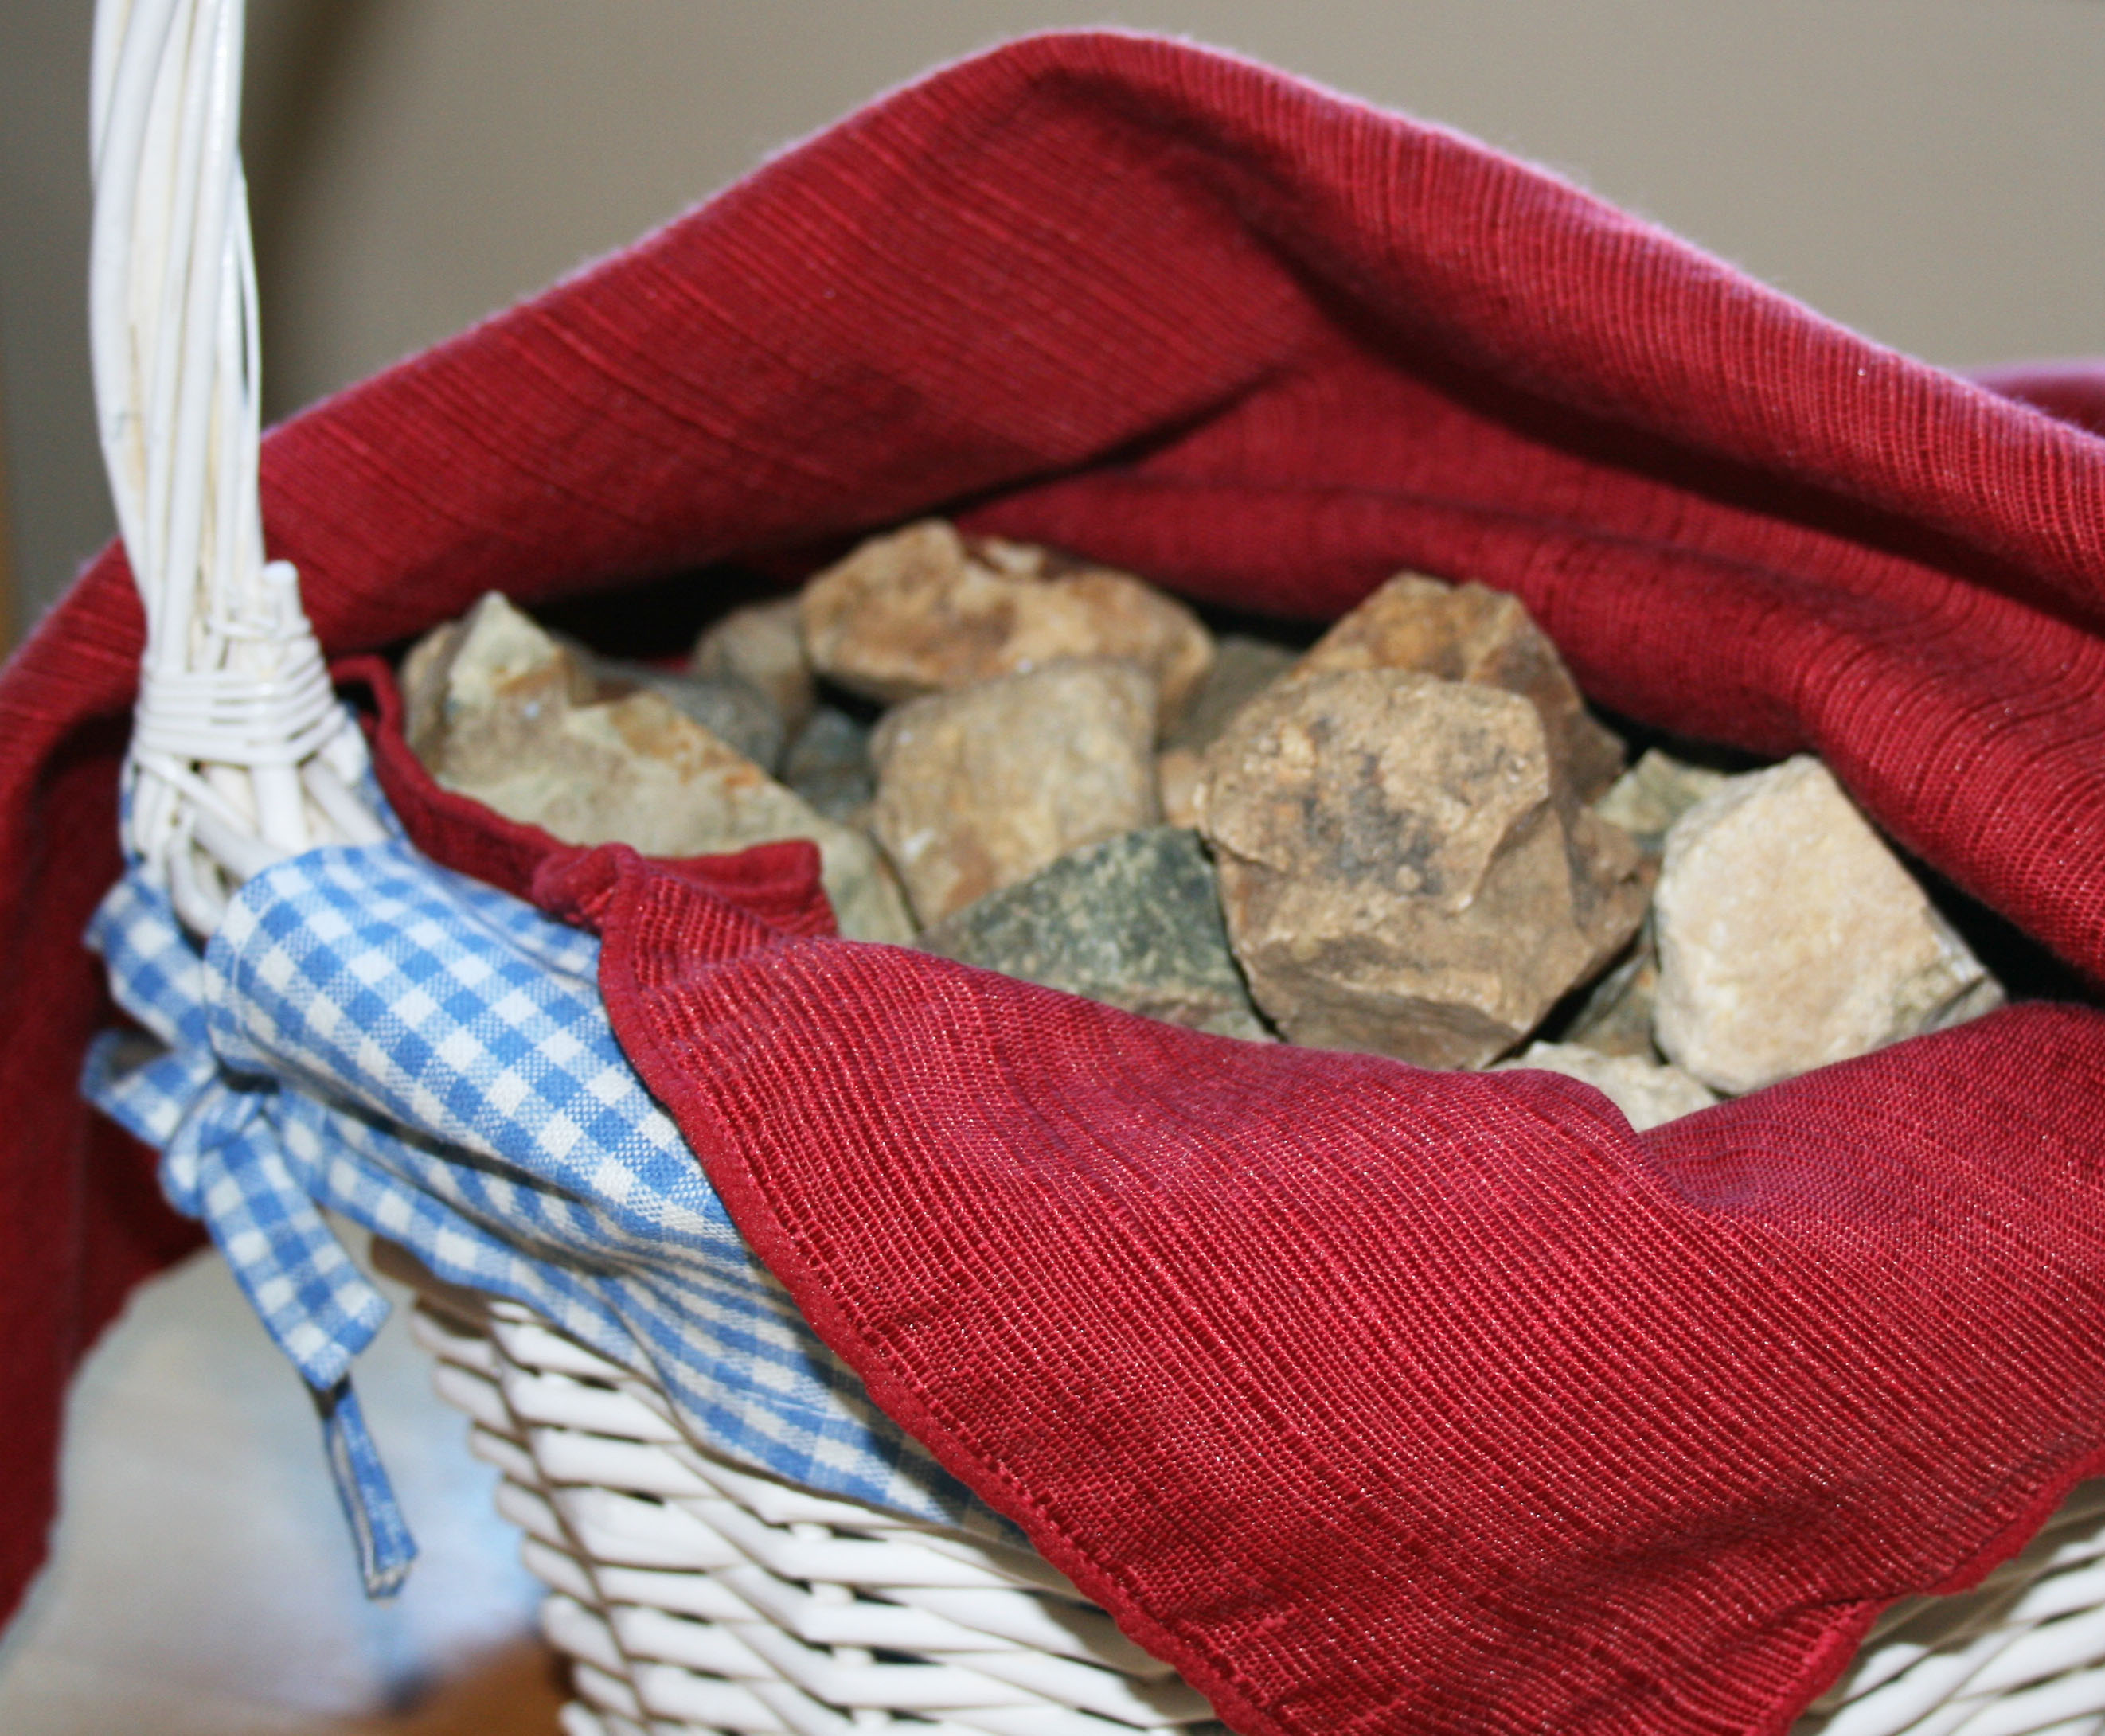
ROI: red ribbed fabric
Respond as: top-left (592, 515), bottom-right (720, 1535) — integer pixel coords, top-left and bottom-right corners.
top-left (4, 29), bottom-right (2104, 1671)
top-left (534, 840), bottom-right (2105, 1736)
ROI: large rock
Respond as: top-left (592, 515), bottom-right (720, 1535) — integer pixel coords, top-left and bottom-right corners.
top-left (800, 521), bottom-right (1213, 727)
top-left (1293, 573), bottom-right (1625, 800)
top-left (1491, 1042), bottom-right (1716, 1132)
top-left (1652, 755), bottom-right (2003, 1094)
top-left (1549, 927), bottom-right (1660, 1059)
top-left (919, 828), bottom-right (1271, 1041)
top-left (691, 595), bottom-right (815, 737)
top-left (401, 593), bottom-right (912, 942)
top-left (869, 660), bottom-right (1161, 927)
top-left (1199, 670), bottom-right (1647, 1068)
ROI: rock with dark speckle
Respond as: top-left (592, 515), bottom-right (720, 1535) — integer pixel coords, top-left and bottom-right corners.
top-left (920, 828), bottom-right (1271, 1041)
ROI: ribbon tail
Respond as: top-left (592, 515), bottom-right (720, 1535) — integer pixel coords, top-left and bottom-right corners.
top-left (314, 1376), bottom-right (417, 1599)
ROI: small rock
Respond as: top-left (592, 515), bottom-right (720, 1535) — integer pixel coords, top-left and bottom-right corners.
top-left (1652, 755), bottom-right (2003, 1094)
top-left (1595, 749), bottom-right (1729, 852)
top-left (783, 706), bottom-right (877, 823)
top-left (1491, 1042), bottom-right (1716, 1132)
top-left (800, 521), bottom-right (1213, 728)
top-left (1200, 670), bottom-right (1647, 1069)
top-left (691, 596), bottom-right (815, 737)
top-left (1550, 927), bottom-right (1660, 1059)
top-left (1293, 573), bottom-right (1625, 800)
top-left (401, 594), bottom-right (912, 942)
top-left (1162, 634), bottom-right (1298, 754)
top-left (1157, 747), bottom-right (1205, 829)
top-left (869, 660), bottom-right (1161, 927)
top-left (919, 828), bottom-right (1271, 1041)
top-left (586, 657), bottom-right (785, 772)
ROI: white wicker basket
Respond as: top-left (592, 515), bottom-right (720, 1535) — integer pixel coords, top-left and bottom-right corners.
top-left (87, 4), bottom-right (2105, 1732)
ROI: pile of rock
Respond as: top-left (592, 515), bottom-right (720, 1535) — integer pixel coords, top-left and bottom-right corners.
top-left (403, 520), bottom-right (2004, 1133)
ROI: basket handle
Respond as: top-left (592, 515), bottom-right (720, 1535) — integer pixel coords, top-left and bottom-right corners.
top-left (90, 0), bottom-right (383, 934)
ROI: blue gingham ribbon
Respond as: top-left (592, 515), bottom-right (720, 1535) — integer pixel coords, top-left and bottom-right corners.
top-left (84, 825), bottom-right (999, 1595)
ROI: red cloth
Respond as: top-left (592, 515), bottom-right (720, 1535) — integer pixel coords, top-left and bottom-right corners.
top-left (0, 27), bottom-right (2102, 1705)
top-left (529, 839), bottom-right (2105, 1736)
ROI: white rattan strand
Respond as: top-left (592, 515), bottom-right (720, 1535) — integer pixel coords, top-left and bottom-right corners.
top-left (95, 4), bottom-right (2105, 1728)
top-left (406, 1289), bottom-right (2105, 1736)
top-left (91, 0), bottom-right (381, 935)
top-left (408, 1298), bottom-right (1223, 1736)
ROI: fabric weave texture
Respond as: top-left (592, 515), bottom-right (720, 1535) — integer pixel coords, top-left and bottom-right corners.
top-left (0, 31), bottom-right (2100, 1732)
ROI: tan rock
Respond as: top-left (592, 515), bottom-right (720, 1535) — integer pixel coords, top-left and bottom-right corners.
top-left (800, 521), bottom-right (1213, 727)
top-left (690, 595), bottom-right (814, 735)
top-left (402, 594), bottom-right (912, 943)
top-left (869, 660), bottom-right (1161, 926)
top-left (1157, 747), bottom-right (1205, 829)
top-left (1491, 1041), bottom-right (1716, 1132)
top-left (1653, 755), bottom-right (2003, 1094)
top-left (1595, 749), bottom-right (1729, 849)
top-left (1199, 670), bottom-right (1647, 1068)
top-left (1294, 573), bottom-right (1625, 799)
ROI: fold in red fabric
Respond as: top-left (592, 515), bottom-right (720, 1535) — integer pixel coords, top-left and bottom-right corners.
top-left (4, 28), bottom-right (2104, 1697)
top-left (525, 837), bottom-right (2105, 1736)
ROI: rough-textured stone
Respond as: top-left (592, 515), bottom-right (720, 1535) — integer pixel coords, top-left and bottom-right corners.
top-left (783, 706), bottom-right (876, 823)
top-left (585, 657), bottom-right (785, 772)
top-left (691, 596), bottom-right (815, 736)
top-left (919, 828), bottom-right (1271, 1041)
top-left (1157, 748), bottom-right (1205, 829)
top-left (401, 593), bottom-right (912, 942)
top-left (1653, 755), bottom-right (2003, 1094)
top-left (1491, 1041), bottom-right (1716, 1132)
top-left (1162, 634), bottom-right (1298, 753)
top-left (1200, 670), bottom-right (1647, 1068)
top-left (1549, 927), bottom-right (1660, 1059)
top-left (1595, 749), bottom-right (1729, 852)
top-left (869, 660), bottom-right (1161, 927)
top-left (1293, 573), bottom-right (1625, 800)
top-left (800, 520), bottom-right (1213, 727)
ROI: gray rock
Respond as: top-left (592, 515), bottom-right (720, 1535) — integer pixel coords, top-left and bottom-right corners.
top-left (1653, 755), bottom-right (2003, 1094)
top-left (401, 593), bottom-right (912, 943)
top-left (920, 828), bottom-right (1271, 1041)
top-left (1595, 749), bottom-right (1730, 854)
top-left (1491, 1041), bottom-right (1716, 1131)
top-left (690, 595), bottom-right (815, 737)
top-left (783, 706), bottom-right (877, 823)
top-left (1549, 926), bottom-right (1661, 1059)
top-left (1162, 634), bottom-right (1298, 754)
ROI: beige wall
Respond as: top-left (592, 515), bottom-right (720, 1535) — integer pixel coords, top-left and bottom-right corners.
top-left (7, 1), bottom-right (2105, 622)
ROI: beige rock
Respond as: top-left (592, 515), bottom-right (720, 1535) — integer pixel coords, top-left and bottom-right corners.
top-left (800, 521), bottom-right (1213, 727)
top-left (402, 594), bottom-right (912, 943)
top-left (869, 660), bottom-right (1161, 926)
top-left (691, 595), bottom-right (814, 735)
top-left (1595, 749), bottom-right (1729, 849)
top-left (1199, 670), bottom-right (1647, 1068)
top-left (1294, 573), bottom-right (1625, 800)
top-left (1653, 755), bottom-right (2003, 1094)
top-left (1491, 1041), bottom-right (1716, 1132)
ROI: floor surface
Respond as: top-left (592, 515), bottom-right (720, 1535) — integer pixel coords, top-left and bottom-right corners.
top-left (0, 1243), bottom-right (563, 1734)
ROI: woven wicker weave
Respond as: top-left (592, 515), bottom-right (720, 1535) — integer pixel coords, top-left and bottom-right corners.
top-left (88, 6), bottom-right (2105, 1732)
